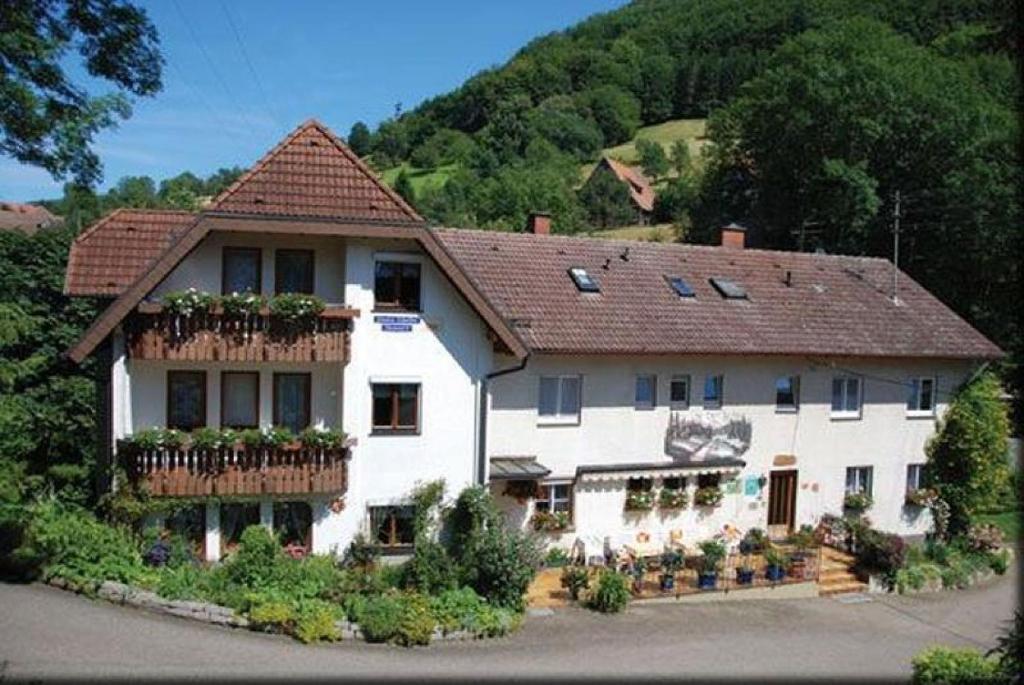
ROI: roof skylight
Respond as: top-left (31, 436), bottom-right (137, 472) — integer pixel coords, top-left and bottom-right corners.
top-left (568, 267), bottom-right (600, 293)
top-left (709, 277), bottom-right (748, 299)
top-left (665, 276), bottom-right (695, 298)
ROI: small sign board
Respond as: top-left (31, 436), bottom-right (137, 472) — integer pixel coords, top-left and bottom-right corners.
top-left (744, 476), bottom-right (761, 496)
top-left (374, 315), bottom-right (421, 325)
top-left (381, 323), bottom-right (413, 332)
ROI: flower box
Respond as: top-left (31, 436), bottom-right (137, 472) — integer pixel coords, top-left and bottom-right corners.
top-left (530, 510), bottom-right (571, 533)
top-left (624, 490), bottom-right (655, 511)
top-left (658, 488), bottom-right (688, 509)
top-left (693, 486), bottom-right (723, 507)
top-left (843, 492), bottom-right (873, 512)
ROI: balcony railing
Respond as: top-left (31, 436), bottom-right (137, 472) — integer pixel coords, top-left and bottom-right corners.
top-left (126, 303), bottom-right (358, 363)
top-left (117, 439), bottom-right (353, 497)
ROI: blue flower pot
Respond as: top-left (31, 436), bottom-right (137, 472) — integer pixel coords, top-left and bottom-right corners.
top-left (660, 574), bottom-right (675, 591)
top-left (736, 568), bottom-right (755, 585)
top-left (765, 564), bottom-right (786, 581)
top-left (697, 572), bottom-right (717, 590)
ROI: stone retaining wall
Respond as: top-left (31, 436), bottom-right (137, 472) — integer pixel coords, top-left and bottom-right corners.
top-left (46, 578), bottom-right (478, 643)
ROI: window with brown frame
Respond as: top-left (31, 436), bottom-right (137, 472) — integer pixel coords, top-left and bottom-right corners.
top-left (222, 247), bottom-right (262, 295)
top-left (273, 373), bottom-right (311, 434)
top-left (221, 371), bottom-right (259, 429)
top-left (371, 383), bottom-right (420, 433)
top-left (369, 505), bottom-right (415, 550)
top-left (374, 261), bottom-right (421, 311)
top-left (167, 371), bottom-right (206, 430)
top-left (275, 249), bottom-right (314, 294)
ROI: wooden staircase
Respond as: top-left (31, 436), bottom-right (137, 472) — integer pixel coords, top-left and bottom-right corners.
top-left (818, 547), bottom-right (867, 596)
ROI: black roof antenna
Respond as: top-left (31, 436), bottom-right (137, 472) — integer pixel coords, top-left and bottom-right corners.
top-left (602, 257), bottom-right (612, 270)
top-left (620, 246), bottom-right (630, 261)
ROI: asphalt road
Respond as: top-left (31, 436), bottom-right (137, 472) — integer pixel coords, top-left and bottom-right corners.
top-left (0, 562), bottom-right (1017, 682)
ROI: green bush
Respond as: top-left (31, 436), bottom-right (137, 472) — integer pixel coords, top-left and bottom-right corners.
top-left (395, 592), bottom-right (436, 646)
top-left (294, 599), bottom-right (341, 644)
top-left (987, 549), bottom-right (1010, 575)
top-left (461, 524), bottom-right (541, 611)
top-left (560, 565), bottom-right (590, 600)
top-left (341, 533), bottom-right (380, 570)
top-left (224, 525), bottom-right (284, 588)
top-left (543, 547), bottom-right (570, 567)
top-left (358, 594), bottom-right (403, 643)
top-left (473, 604), bottom-right (519, 637)
top-left (429, 586), bottom-right (486, 634)
top-left (587, 570), bottom-right (630, 613)
top-left (249, 601), bottom-right (296, 633)
top-left (402, 539), bottom-right (457, 595)
top-left (911, 646), bottom-right (1002, 684)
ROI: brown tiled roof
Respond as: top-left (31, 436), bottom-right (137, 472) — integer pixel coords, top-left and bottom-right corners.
top-left (601, 158), bottom-right (655, 213)
top-left (64, 209), bottom-right (197, 296)
top-left (207, 119), bottom-right (423, 223)
top-left (0, 201), bottom-right (60, 234)
top-left (431, 228), bottom-right (1002, 359)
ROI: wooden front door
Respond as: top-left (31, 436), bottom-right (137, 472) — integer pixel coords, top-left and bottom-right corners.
top-left (767, 470), bottom-right (798, 539)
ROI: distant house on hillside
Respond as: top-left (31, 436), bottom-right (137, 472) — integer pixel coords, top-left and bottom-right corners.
top-left (581, 157), bottom-right (656, 226)
top-left (0, 201), bottom-right (60, 235)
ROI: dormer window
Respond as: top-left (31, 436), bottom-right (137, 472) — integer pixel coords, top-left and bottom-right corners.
top-left (569, 267), bottom-right (599, 293)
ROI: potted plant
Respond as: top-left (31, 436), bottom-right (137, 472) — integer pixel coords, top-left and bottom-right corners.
top-left (560, 565), bottom-right (590, 601)
top-left (697, 540), bottom-right (726, 590)
top-left (843, 491), bottom-right (873, 512)
top-left (659, 549), bottom-right (683, 591)
top-left (624, 489), bottom-right (655, 511)
top-left (787, 524), bottom-right (816, 578)
top-left (658, 487), bottom-right (688, 510)
top-left (694, 485), bottom-right (723, 507)
top-left (630, 559), bottom-right (646, 594)
top-left (736, 552), bottom-right (755, 585)
top-left (764, 545), bottom-right (790, 582)
top-left (739, 527), bottom-right (767, 555)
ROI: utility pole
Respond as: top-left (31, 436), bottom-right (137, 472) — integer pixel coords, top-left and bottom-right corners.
top-left (892, 190), bottom-right (901, 305)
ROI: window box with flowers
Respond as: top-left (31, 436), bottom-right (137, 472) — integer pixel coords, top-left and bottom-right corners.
top-left (658, 487), bottom-right (688, 510)
top-left (694, 486), bottom-right (723, 507)
top-left (843, 491), bottom-right (873, 512)
top-left (905, 487), bottom-right (937, 508)
top-left (625, 490), bottom-right (655, 511)
top-left (530, 510), bottom-right (571, 533)
top-left (502, 480), bottom-right (541, 504)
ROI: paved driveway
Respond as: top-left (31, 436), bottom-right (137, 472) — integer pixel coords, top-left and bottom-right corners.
top-left (0, 561), bottom-right (1017, 681)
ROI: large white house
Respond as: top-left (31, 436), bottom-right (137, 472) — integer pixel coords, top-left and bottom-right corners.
top-left (65, 121), bottom-right (1002, 561)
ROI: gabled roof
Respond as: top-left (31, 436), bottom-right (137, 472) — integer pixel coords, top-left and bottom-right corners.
top-left (64, 209), bottom-right (197, 296)
top-left (432, 228), bottom-right (1003, 360)
top-left (208, 119), bottom-right (422, 223)
top-left (599, 157), bottom-right (655, 213)
top-left (0, 201), bottom-right (60, 235)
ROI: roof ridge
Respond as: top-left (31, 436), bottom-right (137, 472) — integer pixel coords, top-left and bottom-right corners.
top-left (73, 208), bottom-right (197, 244)
top-left (72, 208), bottom-right (126, 244)
top-left (207, 120), bottom-right (314, 209)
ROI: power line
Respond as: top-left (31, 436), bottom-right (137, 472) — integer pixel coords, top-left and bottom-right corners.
top-left (170, 0), bottom-right (263, 136)
top-left (218, 0), bottom-right (283, 131)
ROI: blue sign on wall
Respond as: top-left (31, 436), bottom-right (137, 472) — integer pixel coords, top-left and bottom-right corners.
top-left (381, 323), bottom-right (413, 332)
top-left (374, 315), bottom-right (421, 325)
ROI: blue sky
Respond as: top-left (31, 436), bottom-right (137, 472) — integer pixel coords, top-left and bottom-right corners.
top-left (2, 0), bottom-right (627, 201)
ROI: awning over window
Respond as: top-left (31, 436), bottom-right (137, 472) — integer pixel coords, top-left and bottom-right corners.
top-left (575, 459), bottom-right (745, 483)
top-left (489, 456), bottom-right (551, 481)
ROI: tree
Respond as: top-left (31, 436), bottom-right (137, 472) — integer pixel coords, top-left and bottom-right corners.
top-left (108, 176), bottom-right (157, 208)
top-left (393, 169), bottom-right (416, 207)
top-left (578, 166), bottom-right (635, 228)
top-left (925, 371), bottom-right (1011, 537)
top-left (635, 139), bottom-right (668, 179)
top-left (158, 172), bottom-right (203, 210)
top-left (577, 86), bottom-right (641, 146)
top-left (669, 140), bottom-right (691, 176)
top-left (347, 122), bottom-right (372, 157)
top-left (0, 0), bottom-right (163, 186)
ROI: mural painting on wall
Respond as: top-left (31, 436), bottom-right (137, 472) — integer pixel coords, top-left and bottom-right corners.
top-left (664, 412), bottom-right (752, 462)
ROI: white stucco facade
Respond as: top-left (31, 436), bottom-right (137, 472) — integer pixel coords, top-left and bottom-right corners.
top-left (110, 227), bottom-right (981, 560)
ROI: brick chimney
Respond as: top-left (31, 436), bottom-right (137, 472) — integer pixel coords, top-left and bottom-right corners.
top-left (525, 212), bottom-right (552, 235)
top-left (720, 222), bottom-right (746, 249)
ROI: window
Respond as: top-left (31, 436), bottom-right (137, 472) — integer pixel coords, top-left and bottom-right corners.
top-left (663, 477), bottom-right (685, 491)
top-left (907, 377), bottom-right (936, 415)
top-left (665, 276), bottom-right (695, 298)
top-left (274, 249), bottom-right (314, 294)
top-left (538, 375), bottom-right (582, 424)
top-left (370, 505), bottom-right (414, 549)
top-left (845, 466), bottom-right (873, 495)
top-left (709, 277), bottom-right (748, 299)
top-left (273, 501), bottom-right (312, 549)
top-left (167, 371), bottom-right (206, 430)
top-left (906, 464), bottom-right (925, 493)
top-left (775, 376), bottom-right (800, 411)
top-left (635, 374), bottom-right (656, 410)
top-left (627, 477), bottom-right (653, 492)
top-left (220, 503), bottom-right (260, 554)
top-left (220, 372), bottom-right (259, 429)
top-left (374, 261), bottom-right (421, 311)
top-left (669, 375), bottom-right (690, 409)
top-left (703, 374), bottom-right (724, 409)
top-left (568, 267), bottom-right (600, 293)
top-left (221, 247), bottom-right (261, 295)
top-left (371, 383), bottom-right (420, 433)
top-left (831, 377), bottom-right (862, 417)
top-left (273, 373), bottom-right (310, 433)
top-left (697, 473), bottom-right (720, 489)
top-left (535, 483), bottom-right (573, 515)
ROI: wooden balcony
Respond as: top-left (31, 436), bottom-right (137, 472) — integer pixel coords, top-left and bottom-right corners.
top-left (126, 303), bottom-right (358, 363)
top-left (117, 440), bottom-right (352, 497)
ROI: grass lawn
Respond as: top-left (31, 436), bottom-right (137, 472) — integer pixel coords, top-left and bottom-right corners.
top-left (585, 223), bottom-right (677, 242)
top-left (580, 118), bottom-right (707, 181)
top-left (379, 163), bottom-right (457, 195)
top-left (975, 510), bottom-right (1021, 540)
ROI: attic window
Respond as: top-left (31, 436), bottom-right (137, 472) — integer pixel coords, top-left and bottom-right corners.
top-left (568, 267), bottom-right (600, 293)
top-left (665, 276), bottom-right (695, 298)
top-left (710, 277), bottom-right (747, 299)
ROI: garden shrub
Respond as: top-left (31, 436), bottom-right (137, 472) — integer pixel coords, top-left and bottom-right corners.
top-left (341, 533), bottom-right (380, 570)
top-left (911, 646), bottom-right (1002, 684)
top-left (394, 592), bottom-right (436, 646)
top-left (402, 539), bottom-right (457, 595)
top-left (294, 599), bottom-right (341, 644)
top-left (358, 594), bottom-right (404, 643)
top-left (224, 525), bottom-right (284, 588)
top-left (473, 604), bottom-right (519, 637)
top-left (587, 570), bottom-right (630, 613)
top-left (987, 549), bottom-right (1009, 575)
top-left (560, 565), bottom-right (590, 600)
top-left (854, 528), bottom-right (907, 587)
top-left (430, 586), bottom-right (486, 634)
top-left (249, 601), bottom-right (296, 633)
top-left (461, 524), bottom-right (541, 611)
